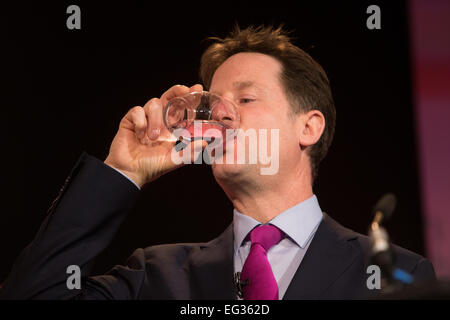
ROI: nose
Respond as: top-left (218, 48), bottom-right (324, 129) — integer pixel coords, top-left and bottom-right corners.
top-left (212, 100), bottom-right (237, 123)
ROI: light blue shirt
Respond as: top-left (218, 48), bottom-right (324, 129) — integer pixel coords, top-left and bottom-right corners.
top-left (233, 195), bottom-right (323, 299)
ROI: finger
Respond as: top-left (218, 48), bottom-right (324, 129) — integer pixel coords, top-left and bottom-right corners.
top-left (178, 139), bottom-right (209, 163)
top-left (160, 84), bottom-right (191, 106)
top-left (143, 98), bottom-right (163, 140)
top-left (189, 83), bottom-right (203, 93)
top-left (126, 106), bottom-right (147, 141)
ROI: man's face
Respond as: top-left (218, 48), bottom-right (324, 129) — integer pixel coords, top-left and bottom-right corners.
top-left (208, 52), bottom-right (303, 184)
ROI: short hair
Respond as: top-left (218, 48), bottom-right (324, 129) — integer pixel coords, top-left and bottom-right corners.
top-left (199, 24), bottom-right (336, 180)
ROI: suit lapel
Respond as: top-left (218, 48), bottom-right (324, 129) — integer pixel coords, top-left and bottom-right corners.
top-left (283, 213), bottom-right (360, 299)
top-left (189, 224), bottom-right (236, 299)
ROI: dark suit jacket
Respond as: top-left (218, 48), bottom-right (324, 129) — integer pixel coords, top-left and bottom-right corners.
top-left (0, 153), bottom-right (436, 299)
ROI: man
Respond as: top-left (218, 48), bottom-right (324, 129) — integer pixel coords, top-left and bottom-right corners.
top-left (0, 25), bottom-right (435, 300)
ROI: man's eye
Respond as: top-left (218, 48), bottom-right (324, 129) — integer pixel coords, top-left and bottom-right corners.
top-left (239, 98), bottom-right (254, 104)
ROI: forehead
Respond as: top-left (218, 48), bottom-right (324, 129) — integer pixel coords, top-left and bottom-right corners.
top-left (209, 52), bottom-right (282, 93)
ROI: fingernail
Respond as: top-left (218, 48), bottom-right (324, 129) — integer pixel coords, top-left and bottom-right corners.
top-left (149, 128), bottom-right (160, 140)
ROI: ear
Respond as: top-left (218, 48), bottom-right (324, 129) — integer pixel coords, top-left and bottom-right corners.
top-left (298, 110), bottom-right (325, 150)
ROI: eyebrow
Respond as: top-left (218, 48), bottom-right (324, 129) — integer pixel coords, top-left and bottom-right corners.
top-left (232, 81), bottom-right (257, 90)
top-left (210, 80), bottom-right (262, 96)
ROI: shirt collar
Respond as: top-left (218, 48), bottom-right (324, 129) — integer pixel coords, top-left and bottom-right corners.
top-left (233, 195), bottom-right (323, 252)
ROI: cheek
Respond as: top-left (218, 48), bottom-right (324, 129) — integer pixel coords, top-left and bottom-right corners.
top-left (238, 105), bottom-right (296, 144)
top-left (239, 108), bottom-right (282, 130)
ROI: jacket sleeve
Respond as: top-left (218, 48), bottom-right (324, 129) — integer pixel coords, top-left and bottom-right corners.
top-left (0, 152), bottom-right (142, 299)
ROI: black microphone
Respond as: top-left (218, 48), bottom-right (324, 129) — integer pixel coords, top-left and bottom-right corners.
top-left (369, 193), bottom-right (397, 285)
top-left (372, 193), bottom-right (396, 223)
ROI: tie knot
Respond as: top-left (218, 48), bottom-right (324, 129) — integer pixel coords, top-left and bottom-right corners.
top-left (249, 224), bottom-right (284, 251)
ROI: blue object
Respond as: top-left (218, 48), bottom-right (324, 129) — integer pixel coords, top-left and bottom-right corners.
top-left (393, 268), bottom-right (414, 284)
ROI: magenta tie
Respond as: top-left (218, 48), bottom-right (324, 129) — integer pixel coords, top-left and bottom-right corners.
top-left (241, 224), bottom-right (284, 300)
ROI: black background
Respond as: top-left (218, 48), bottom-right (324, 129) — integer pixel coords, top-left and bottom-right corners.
top-left (1, 0), bottom-right (425, 281)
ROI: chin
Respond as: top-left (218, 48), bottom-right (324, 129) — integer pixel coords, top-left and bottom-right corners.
top-left (211, 162), bottom-right (255, 184)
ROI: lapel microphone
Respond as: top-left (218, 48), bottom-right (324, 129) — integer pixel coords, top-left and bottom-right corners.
top-left (234, 272), bottom-right (249, 299)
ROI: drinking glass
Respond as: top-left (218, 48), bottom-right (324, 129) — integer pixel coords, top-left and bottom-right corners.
top-left (163, 91), bottom-right (240, 143)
